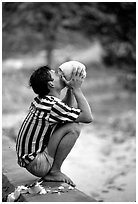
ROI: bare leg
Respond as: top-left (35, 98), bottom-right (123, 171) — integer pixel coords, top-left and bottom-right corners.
top-left (43, 123), bottom-right (80, 186)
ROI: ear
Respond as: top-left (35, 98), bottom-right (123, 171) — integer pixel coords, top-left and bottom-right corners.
top-left (48, 81), bottom-right (55, 88)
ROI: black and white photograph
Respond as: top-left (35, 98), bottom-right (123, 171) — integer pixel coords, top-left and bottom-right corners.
top-left (2, 1), bottom-right (136, 202)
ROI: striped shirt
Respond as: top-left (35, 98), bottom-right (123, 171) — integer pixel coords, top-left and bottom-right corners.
top-left (16, 95), bottom-right (81, 167)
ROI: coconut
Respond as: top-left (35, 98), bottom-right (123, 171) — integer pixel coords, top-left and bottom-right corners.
top-left (58, 61), bottom-right (86, 81)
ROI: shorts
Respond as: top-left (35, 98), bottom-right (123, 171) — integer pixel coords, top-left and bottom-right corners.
top-left (25, 149), bottom-right (54, 177)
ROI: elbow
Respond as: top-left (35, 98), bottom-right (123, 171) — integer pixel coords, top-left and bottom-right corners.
top-left (84, 115), bottom-right (93, 123)
top-left (86, 118), bottom-right (93, 124)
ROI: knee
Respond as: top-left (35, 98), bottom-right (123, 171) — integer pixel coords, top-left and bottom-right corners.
top-left (26, 154), bottom-right (50, 177)
top-left (69, 123), bottom-right (81, 139)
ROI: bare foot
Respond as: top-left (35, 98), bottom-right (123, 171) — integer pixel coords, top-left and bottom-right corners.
top-left (43, 171), bottom-right (76, 187)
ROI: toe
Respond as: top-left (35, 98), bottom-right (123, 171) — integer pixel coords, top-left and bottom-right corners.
top-left (70, 181), bottom-right (76, 187)
top-left (66, 178), bottom-right (75, 187)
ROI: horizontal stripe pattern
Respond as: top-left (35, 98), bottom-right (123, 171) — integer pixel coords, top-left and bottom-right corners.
top-left (16, 95), bottom-right (80, 167)
top-left (49, 98), bottom-right (80, 123)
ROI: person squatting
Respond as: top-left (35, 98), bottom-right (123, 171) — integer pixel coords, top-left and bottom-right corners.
top-left (16, 65), bottom-right (93, 187)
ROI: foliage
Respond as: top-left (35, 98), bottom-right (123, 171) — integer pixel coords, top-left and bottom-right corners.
top-left (2, 2), bottom-right (136, 69)
top-left (2, 2), bottom-right (82, 65)
top-left (69, 3), bottom-right (136, 69)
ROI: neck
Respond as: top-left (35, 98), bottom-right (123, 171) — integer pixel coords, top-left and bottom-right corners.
top-left (48, 89), bottom-right (61, 98)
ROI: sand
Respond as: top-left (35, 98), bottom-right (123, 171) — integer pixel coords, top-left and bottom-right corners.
top-left (62, 120), bottom-right (136, 202)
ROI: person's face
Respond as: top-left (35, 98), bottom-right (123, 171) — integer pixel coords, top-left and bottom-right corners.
top-left (49, 69), bottom-right (65, 90)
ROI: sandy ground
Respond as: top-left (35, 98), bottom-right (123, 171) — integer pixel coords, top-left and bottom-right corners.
top-left (62, 125), bottom-right (136, 202)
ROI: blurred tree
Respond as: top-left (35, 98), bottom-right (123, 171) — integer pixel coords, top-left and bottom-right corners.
top-left (2, 2), bottom-right (136, 69)
top-left (97, 2), bottom-right (136, 70)
top-left (2, 2), bottom-right (81, 65)
top-left (63, 2), bottom-right (136, 70)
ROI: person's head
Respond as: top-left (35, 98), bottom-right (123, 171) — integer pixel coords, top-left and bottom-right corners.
top-left (29, 66), bottom-right (65, 98)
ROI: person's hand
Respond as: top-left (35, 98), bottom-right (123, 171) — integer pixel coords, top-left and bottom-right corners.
top-left (61, 67), bottom-right (85, 89)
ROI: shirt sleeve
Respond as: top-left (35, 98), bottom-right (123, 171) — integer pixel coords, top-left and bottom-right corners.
top-left (49, 100), bottom-right (81, 123)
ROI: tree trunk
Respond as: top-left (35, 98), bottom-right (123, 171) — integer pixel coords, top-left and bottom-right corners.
top-left (45, 21), bottom-right (58, 67)
top-left (46, 37), bottom-right (55, 67)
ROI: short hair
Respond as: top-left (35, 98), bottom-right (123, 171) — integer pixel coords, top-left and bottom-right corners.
top-left (29, 66), bottom-right (53, 98)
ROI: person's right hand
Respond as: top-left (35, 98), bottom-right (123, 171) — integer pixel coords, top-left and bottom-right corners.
top-left (61, 67), bottom-right (85, 89)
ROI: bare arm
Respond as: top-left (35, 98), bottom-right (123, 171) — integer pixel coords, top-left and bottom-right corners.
top-left (73, 88), bottom-right (93, 123)
top-left (62, 88), bottom-right (75, 107)
top-left (62, 67), bottom-right (93, 123)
